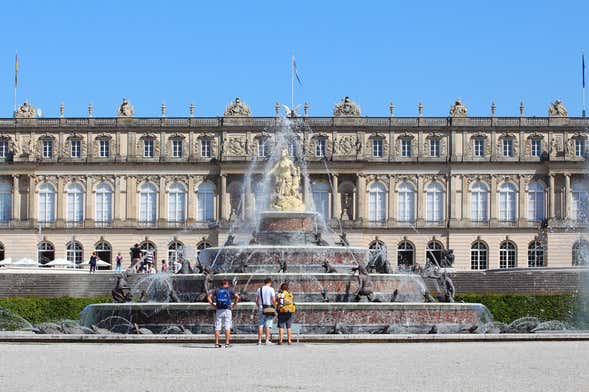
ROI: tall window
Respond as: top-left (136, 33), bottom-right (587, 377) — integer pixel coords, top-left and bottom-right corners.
top-left (499, 241), bottom-right (517, 268)
top-left (474, 138), bottom-right (485, 157)
top-left (527, 182), bottom-right (545, 222)
top-left (572, 184), bottom-right (589, 222)
top-left (0, 139), bottom-right (8, 159)
top-left (372, 139), bottom-right (383, 157)
top-left (367, 182), bottom-right (386, 222)
top-left (397, 182), bottom-right (415, 222)
top-left (312, 182), bottom-right (330, 221)
top-left (426, 182), bottom-right (443, 223)
top-left (498, 183), bottom-right (516, 222)
top-left (70, 139), bottom-right (81, 158)
top-left (172, 139), bottom-right (183, 158)
top-left (38, 183), bottom-right (56, 223)
top-left (143, 139), bottom-right (155, 158)
top-left (197, 181), bottom-right (215, 221)
top-left (572, 240), bottom-right (589, 266)
top-left (287, 141), bottom-right (297, 157)
top-left (98, 139), bottom-right (110, 158)
top-left (401, 139), bottom-right (412, 157)
top-left (470, 181), bottom-right (489, 223)
top-left (95, 241), bottom-right (112, 267)
top-left (397, 241), bottom-right (414, 267)
top-left (528, 241), bottom-right (545, 267)
top-left (168, 183), bottom-right (186, 223)
top-left (66, 183), bottom-right (84, 223)
top-left (201, 139), bottom-right (211, 158)
top-left (66, 241), bottom-right (83, 266)
top-left (258, 139), bottom-right (269, 158)
top-left (429, 139), bottom-right (440, 157)
top-left (426, 241), bottom-right (444, 266)
top-left (531, 138), bottom-right (541, 157)
top-left (575, 138), bottom-right (585, 157)
top-left (42, 139), bottom-right (53, 159)
top-left (0, 182), bottom-right (11, 222)
top-left (315, 138), bottom-right (326, 158)
top-left (471, 241), bottom-right (488, 270)
top-left (37, 242), bottom-right (55, 265)
top-left (95, 182), bottom-right (113, 223)
top-left (139, 183), bottom-right (157, 223)
top-left (502, 138), bottom-right (513, 157)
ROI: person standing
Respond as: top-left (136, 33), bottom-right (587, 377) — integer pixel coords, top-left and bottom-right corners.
top-left (276, 282), bottom-right (296, 345)
top-left (207, 279), bottom-right (240, 348)
top-left (89, 252), bottom-right (98, 274)
top-left (130, 244), bottom-right (142, 272)
top-left (161, 259), bottom-right (169, 273)
top-left (115, 252), bottom-right (123, 273)
top-left (256, 278), bottom-right (276, 345)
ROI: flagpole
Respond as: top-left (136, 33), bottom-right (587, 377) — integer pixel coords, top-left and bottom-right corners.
top-left (14, 52), bottom-right (18, 114)
top-left (291, 53), bottom-right (295, 113)
top-left (583, 49), bottom-right (586, 118)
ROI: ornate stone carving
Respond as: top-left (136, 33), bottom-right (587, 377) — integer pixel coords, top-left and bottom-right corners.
top-left (117, 98), bottom-right (135, 117)
top-left (394, 133), bottom-right (415, 157)
top-left (496, 133), bottom-right (518, 158)
top-left (268, 148), bottom-right (305, 211)
top-left (449, 99), bottom-right (468, 117)
top-left (525, 133), bottom-right (545, 158)
top-left (224, 97), bottom-right (251, 117)
top-left (333, 96), bottom-right (361, 117)
top-left (94, 134), bottom-right (113, 157)
top-left (63, 135), bottom-right (87, 158)
top-left (550, 135), bottom-right (563, 155)
top-left (548, 99), bottom-right (568, 117)
top-left (14, 101), bottom-right (37, 118)
top-left (566, 133), bottom-right (587, 158)
top-left (464, 174), bottom-right (491, 188)
top-left (225, 136), bottom-right (246, 156)
top-left (335, 135), bottom-right (359, 155)
top-left (136, 134), bottom-right (159, 157)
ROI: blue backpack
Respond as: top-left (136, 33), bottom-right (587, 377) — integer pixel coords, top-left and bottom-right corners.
top-left (216, 288), bottom-right (232, 309)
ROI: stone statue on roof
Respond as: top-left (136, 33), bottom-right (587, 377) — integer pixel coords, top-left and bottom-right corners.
top-left (224, 97), bottom-right (251, 117)
top-left (548, 99), bottom-right (568, 117)
top-left (333, 96), bottom-right (361, 117)
top-left (117, 98), bottom-right (135, 117)
top-left (14, 100), bottom-right (36, 118)
top-left (449, 99), bottom-right (468, 117)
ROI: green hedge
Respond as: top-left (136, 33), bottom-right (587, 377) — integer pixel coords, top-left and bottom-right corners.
top-left (457, 293), bottom-right (589, 326)
top-left (0, 296), bottom-right (110, 324)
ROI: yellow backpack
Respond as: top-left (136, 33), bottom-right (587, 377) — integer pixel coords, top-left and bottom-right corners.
top-left (278, 290), bottom-right (296, 313)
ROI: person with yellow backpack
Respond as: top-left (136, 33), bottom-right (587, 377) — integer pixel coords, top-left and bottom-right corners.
top-left (276, 282), bottom-right (296, 345)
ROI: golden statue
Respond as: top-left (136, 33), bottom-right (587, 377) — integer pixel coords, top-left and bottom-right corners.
top-left (268, 148), bottom-right (305, 211)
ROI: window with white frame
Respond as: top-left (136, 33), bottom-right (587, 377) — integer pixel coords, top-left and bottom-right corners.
top-left (70, 139), bottom-right (81, 158)
top-left (38, 183), bottom-right (55, 223)
top-left (287, 141), bottom-right (297, 157)
top-left (0, 139), bottom-right (9, 159)
top-left (397, 182), bottom-right (415, 222)
top-left (66, 183), bottom-right (84, 223)
top-left (397, 241), bottom-right (414, 267)
top-left (499, 241), bottom-right (517, 268)
top-left (315, 138), bottom-right (327, 158)
top-left (470, 181), bottom-right (489, 222)
top-left (471, 241), bottom-right (488, 270)
top-left (168, 240), bottom-right (184, 263)
top-left (312, 182), bottom-right (330, 221)
top-left (498, 182), bottom-right (516, 222)
top-left (66, 241), bottom-right (83, 266)
top-left (143, 139), bottom-right (155, 158)
top-left (95, 182), bottom-right (112, 223)
top-left (575, 138), bottom-right (585, 157)
top-left (98, 139), bottom-right (110, 158)
top-left (502, 138), bottom-right (514, 157)
top-left (168, 182), bottom-right (186, 223)
top-left (531, 138), bottom-right (541, 157)
top-left (367, 182), bottom-right (386, 222)
top-left (474, 138), bottom-right (485, 157)
top-left (401, 139), bottom-right (412, 157)
top-left (201, 139), bottom-right (211, 158)
top-left (42, 139), bottom-right (53, 159)
top-left (426, 182), bottom-right (443, 223)
top-left (527, 182), bottom-right (545, 222)
top-left (197, 181), bottom-right (215, 221)
top-left (172, 139), bottom-right (183, 158)
top-left (572, 183), bottom-right (589, 222)
top-left (429, 139), bottom-right (440, 157)
top-left (139, 183), bottom-right (157, 223)
top-left (372, 139), bottom-right (383, 158)
top-left (38, 242), bottom-right (55, 265)
top-left (0, 182), bottom-right (11, 222)
top-left (258, 139), bottom-right (269, 158)
top-left (528, 241), bottom-right (545, 267)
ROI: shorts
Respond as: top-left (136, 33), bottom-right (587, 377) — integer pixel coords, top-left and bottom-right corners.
top-left (277, 312), bottom-right (293, 329)
top-left (214, 309), bottom-right (232, 331)
top-left (258, 311), bottom-right (274, 328)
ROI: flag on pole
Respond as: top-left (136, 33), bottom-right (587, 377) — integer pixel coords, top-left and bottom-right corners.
top-left (292, 56), bottom-right (302, 85)
top-left (14, 53), bottom-right (18, 88)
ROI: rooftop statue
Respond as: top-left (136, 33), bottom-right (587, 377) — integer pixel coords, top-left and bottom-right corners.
top-left (449, 99), bottom-right (468, 117)
top-left (548, 99), bottom-right (568, 117)
top-left (117, 98), bottom-right (135, 117)
top-left (224, 97), bottom-right (252, 117)
top-left (268, 148), bottom-right (305, 211)
top-left (14, 100), bottom-right (36, 118)
top-left (333, 96), bottom-right (361, 117)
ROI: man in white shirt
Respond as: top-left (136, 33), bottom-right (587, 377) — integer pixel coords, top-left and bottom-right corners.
top-left (255, 278), bottom-right (276, 345)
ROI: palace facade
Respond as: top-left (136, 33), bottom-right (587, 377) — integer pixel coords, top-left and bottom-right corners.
top-left (0, 97), bottom-right (588, 270)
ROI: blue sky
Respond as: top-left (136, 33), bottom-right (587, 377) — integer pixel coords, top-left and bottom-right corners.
top-left (0, 0), bottom-right (587, 117)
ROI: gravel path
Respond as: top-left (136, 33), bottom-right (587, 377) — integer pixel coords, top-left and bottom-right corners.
top-left (0, 342), bottom-right (587, 392)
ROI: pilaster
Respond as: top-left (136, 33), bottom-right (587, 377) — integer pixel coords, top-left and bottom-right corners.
top-left (11, 175), bottom-right (20, 222)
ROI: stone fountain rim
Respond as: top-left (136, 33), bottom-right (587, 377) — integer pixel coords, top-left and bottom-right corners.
top-left (202, 245), bottom-right (369, 251)
top-left (258, 210), bottom-right (319, 218)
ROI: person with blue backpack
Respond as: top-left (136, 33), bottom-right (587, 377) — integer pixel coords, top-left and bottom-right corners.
top-left (207, 279), bottom-right (240, 348)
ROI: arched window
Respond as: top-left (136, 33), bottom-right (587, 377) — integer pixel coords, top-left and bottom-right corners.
top-left (572, 240), bottom-right (589, 266)
top-left (470, 181), bottom-right (489, 223)
top-left (367, 182), bottom-right (386, 222)
top-left (95, 182), bottom-right (113, 223)
top-left (498, 183), bottom-right (516, 222)
top-left (369, 240), bottom-right (387, 262)
top-left (197, 181), bottom-right (215, 221)
top-left (528, 241), bottom-right (545, 267)
top-left (66, 183), bottom-right (84, 223)
top-left (312, 182), bottom-right (330, 221)
top-left (0, 242), bottom-right (5, 261)
top-left (38, 183), bottom-right (56, 223)
top-left (426, 241), bottom-right (444, 266)
top-left (95, 241), bottom-right (112, 268)
top-left (397, 240), bottom-right (414, 267)
top-left (527, 182), bottom-right (546, 222)
top-left (572, 183), bottom-right (589, 222)
top-left (425, 182), bottom-right (443, 223)
top-left (196, 241), bottom-right (212, 250)
top-left (499, 241), bottom-right (517, 268)
top-left (139, 183), bottom-right (157, 223)
top-left (397, 182), bottom-right (415, 223)
top-left (140, 241), bottom-right (157, 265)
top-left (168, 182), bottom-right (186, 223)
top-left (37, 241), bottom-right (55, 265)
top-left (0, 182), bottom-right (11, 222)
top-left (471, 241), bottom-right (488, 270)
top-left (168, 240), bottom-right (184, 263)
top-left (66, 241), bottom-right (83, 266)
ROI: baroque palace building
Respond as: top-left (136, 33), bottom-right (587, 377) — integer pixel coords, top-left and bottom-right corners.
top-left (0, 96), bottom-right (587, 270)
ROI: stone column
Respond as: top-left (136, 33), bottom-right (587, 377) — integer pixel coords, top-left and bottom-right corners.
top-left (518, 175), bottom-right (526, 225)
top-left (187, 176), bottom-right (196, 223)
top-left (564, 173), bottom-right (571, 220)
top-left (331, 174), bottom-right (341, 220)
top-left (159, 131), bottom-right (166, 160)
top-left (189, 131), bottom-right (195, 160)
top-left (115, 132), bottom-right (122, 159)
top-left (126, 176), bottom-right (137, 222)
top-left (219, 174), bottom-right (229, 221)
top-left (355, 174), bottom-right (365, 222)
top-left (85, 176), bottom-right (94, 224)
top-left (549, 174), bottom-right (556, 220)
top-left (158, 177), bottom-right (167, 224)
top-left (28, 176), bottom-right (36, 223)
top-left (56, 176), bottom-right (65, 226)
top-left (11, 175), bottom-right (20, 222)
top-left (86, 131), bottom-right (93, 159)
top-left (490, 176), bottom-right (498, 223)
top-left (244, 178), bottom-right (254, 220)
top-left (113, 176), bottom-right (122, 225)
top-left (461, 176), bottom-right (468, 222)
top-left (416, 175), bottom-right (424, 223)
top-left (127, 131), bottom-right (136, 160)
top-left (388, 176), bottom-right (396, 223)
top-left (449, 175), bottom-right (458, 223)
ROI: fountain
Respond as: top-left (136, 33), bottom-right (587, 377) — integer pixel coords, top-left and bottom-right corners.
top-left (80, 117), bottom-right (492, 334)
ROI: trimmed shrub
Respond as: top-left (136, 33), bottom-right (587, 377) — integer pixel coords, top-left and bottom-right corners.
top-left (0, 297), bottom-right (110, 324)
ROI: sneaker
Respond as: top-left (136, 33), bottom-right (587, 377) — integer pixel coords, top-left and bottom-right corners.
top-left (215, 344), bottom-right (222, 348)
top-left (225, 344), bottom-right (231, 348)
top-left (264, 341), bottom-right (274, 345)
top-left (256, 341), bottom-right (263, 346)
